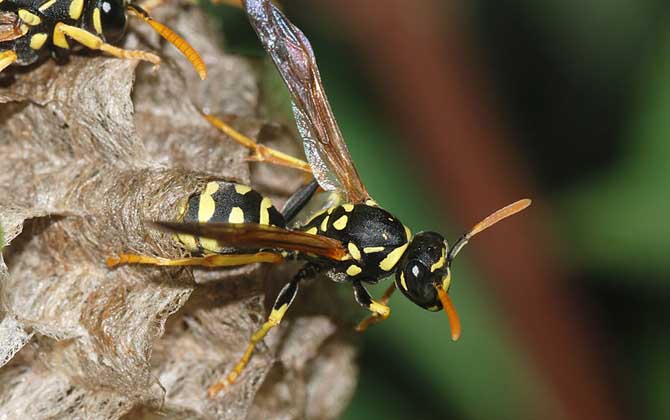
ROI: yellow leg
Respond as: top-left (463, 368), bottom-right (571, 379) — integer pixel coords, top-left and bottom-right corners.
top-left (54, 23), bottom-right (161, 67)
top-left (106, 252), bottom-right (283, 268)
top-left (203, 113), bottom-right (312, 173)
top-left (0, 50), bottom-right (17, 73)
top-left (355, 283), bottom-right (396, 332)
top-left (208, 279), bottom-right (299, 397)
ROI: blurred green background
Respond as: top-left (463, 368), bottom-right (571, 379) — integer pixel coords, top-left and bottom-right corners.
top-left (211, 1), bottom-right (669, 419)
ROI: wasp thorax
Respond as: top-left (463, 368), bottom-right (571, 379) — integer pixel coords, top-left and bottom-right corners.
top-left (395, 231), bottom-right (450, 311)
top-left (93, 0), bottom-right (128, 42)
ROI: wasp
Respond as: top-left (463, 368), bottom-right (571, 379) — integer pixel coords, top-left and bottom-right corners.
top-left (0, 0), bottom-right (206, 79)
top-left (107, 0), bottom-right (531, 397)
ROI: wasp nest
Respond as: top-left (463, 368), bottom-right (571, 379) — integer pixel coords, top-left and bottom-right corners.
top-left (0, 5), bottom-right (356, 419)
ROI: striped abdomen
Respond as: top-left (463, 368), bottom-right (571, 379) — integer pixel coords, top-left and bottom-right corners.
top-left (176, 181), bottom-right (285, 254)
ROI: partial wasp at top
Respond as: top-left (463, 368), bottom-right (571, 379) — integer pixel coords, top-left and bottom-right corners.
top-left (107, 0), bottom-right (531, 397)
top-left (0, 0), bottom-right (206, 79)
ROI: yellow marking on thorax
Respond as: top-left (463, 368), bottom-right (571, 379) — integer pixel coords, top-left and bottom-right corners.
top-left (69, 0), bottom-right (84, 20)
top-left (93, 8), bottom-right (103, 34)
top-left (38, 0), bottom-right (58, 11)
top-left (430, 246), bottom-right (446, 272)
top-left (365, 199), bottom-right (378, 207)
top-left (228, 207), bottom-right (245, 224)
top-left (379, 242), bottom-right (409, 271)
top-left (346, 265), bottom-right (362, 276)
top-left (30, 33), bottom-right (48, 50)
top-left (197, 182), bottom-right (220, 222)
top-left (320, 215), bottom-right (330, 232)
top-left (18, 9), bottom-right (41, 26)
top-left (347, 242), bottom-right (361, 261)
top-left (259, 197), bottom-right (272, 225)
top-left (235, 184), bottom-right (252, 195)
top-left (363, 246), bottom-right (385, 253)
top-left (305, 226), bottom-right (318, 235)
top-left (342, 203), bottom-right (354, 212)
top-left (333, 215), bottom-right (348, 230)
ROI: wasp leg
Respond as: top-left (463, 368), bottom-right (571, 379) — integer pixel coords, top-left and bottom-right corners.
top-left (208, 278), bottom-right (300, 397)
top-left (208, 262), bottom-right (319, 397)
top-left (54, 23), bottom-right (161, 67)
top-left (352, 280), bottom-right (391, 321)
top-left (203, 113), bottom-right (312, 173)
top-left (106, 251), bottom-right (283, 268)
top-left (0, 50), bottom-right (17, 73)
top-left (355, 282), bottom-right (396, 332)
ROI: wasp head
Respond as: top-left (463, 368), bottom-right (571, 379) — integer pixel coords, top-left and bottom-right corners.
top-left (396, 231), bottom-right (460, 340)
top-left (395, 232), bottom-right (451, 310)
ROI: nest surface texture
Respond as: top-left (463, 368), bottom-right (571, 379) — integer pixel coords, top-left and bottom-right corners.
top-left (0, 5), bottom-right (356, 419)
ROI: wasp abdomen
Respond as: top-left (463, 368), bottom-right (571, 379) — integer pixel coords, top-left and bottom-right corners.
top-left (177, 181), bottom-right (285, 254)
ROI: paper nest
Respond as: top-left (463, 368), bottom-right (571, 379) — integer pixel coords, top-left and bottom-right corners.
top-left (0, 5), bottom-right (356, 419)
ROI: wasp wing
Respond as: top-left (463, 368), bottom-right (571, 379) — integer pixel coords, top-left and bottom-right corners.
top-left (154, 221), bottom-right (347, 261)
top-left (244, 0), bottom-right (370, 204)
top-left (0, 12), bottom-right (22, 43)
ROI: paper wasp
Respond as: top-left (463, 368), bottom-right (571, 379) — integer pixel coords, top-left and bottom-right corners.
top-left (107, 0), bottom-right (531, 397)
top-left (0, 0), bottom-right (206, 79)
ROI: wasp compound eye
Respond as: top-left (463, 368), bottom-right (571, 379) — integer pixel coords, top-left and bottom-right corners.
top-left (98, 0), bottom-right (127, 42)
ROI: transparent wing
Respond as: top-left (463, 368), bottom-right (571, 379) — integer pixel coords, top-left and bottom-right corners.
top-left (244, 0), bottom-right (370, 203)
top-left (154, 221), bottom-right (347, 261)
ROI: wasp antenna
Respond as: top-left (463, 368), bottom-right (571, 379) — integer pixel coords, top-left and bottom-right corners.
top-left (468, 198), bottom-right (532, 238)
top-left (448, 198), bottom-right (532, 261)
top-left (126, 4), bottom-right (207, 80)
top-left (435, 285), bottom-right (461, 341)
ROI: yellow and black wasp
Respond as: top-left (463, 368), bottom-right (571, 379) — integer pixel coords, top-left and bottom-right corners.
top-left (0, 0), bottom-right (206, 78)
top-left (108, 0), bottom-right (531, 397)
